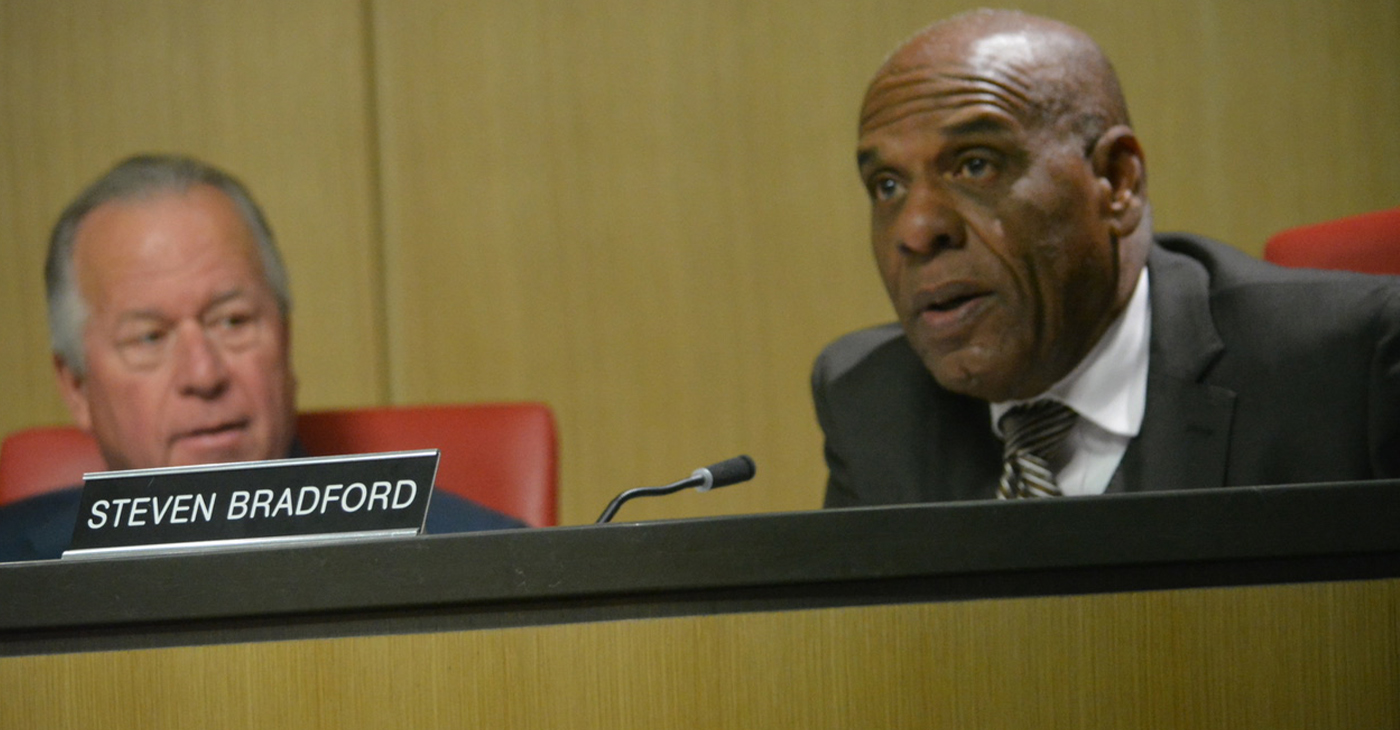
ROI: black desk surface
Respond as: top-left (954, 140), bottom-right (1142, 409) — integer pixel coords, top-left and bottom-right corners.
top-left (2, 481), bottom-right (1398, 657)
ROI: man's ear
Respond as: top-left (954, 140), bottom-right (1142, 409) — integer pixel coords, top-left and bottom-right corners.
top-left (1090, 125), bottom-right (1146, 238)
top-left (54, 354), bottom-right (93, 432)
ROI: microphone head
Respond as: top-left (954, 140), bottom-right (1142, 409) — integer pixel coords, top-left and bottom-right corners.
top-left (693, 455), bottom-right (757, 492)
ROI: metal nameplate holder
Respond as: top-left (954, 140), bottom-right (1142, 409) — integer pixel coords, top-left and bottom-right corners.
top-left (62, 450), bottom-right (440, 560)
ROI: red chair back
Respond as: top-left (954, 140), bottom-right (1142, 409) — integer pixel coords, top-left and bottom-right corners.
top-left (0, 402), bottom-right (558, 527)
top-left (1263, 207), bottom-right (1400, 275)
top-left (0, 426), bottom-right (106, 506)
top-left (296, 403), bottom-right (557, 527)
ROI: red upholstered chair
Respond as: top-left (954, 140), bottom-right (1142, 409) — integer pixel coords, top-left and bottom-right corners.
top-left (1263, 207), bottom-right (1400, 275)
top-left (296, 403), bottom-right (557, 527)
top-left (0, 403), bottom-right (558, 527)
top-left (0, 426), bottom-right (105, 507)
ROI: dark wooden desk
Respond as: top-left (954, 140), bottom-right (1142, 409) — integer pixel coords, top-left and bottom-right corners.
top-left (2, 481), bottom-right (1398, 727)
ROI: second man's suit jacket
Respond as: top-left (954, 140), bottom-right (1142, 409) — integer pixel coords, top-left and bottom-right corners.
top-left (814, 233), bottom-right (1400, 507)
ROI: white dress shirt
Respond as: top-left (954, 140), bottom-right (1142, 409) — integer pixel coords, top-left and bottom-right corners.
top-left (990, 269), bottom-right (1151, 496)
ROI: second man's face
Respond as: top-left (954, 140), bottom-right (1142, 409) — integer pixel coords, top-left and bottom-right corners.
top-left (856, 31), bottom-right (1125, 403)
top-left (57, 185), bottom-right (298, 471)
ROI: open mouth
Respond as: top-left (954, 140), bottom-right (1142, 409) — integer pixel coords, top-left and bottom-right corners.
top-left (186, 421), bottom-right (245, 437)
top-left (918, 281), bottom-right (989, 311)
top-left (926, 292), bottom-right (983, 312)
top-left (913, 283), bottom-right (991, 332)
top-left (174, 420), bottom-right (249, 447)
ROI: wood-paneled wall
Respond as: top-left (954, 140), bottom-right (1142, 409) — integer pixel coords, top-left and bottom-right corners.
top-left (0, 2), bottom-right (387, 448)
top-left (2, 1), bottom-right (1398, 525)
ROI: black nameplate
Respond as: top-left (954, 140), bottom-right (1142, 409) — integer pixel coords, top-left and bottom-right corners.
top-left (63, 450), bottom-right (440, 559)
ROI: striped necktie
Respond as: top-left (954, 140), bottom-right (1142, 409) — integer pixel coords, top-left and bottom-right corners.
top-left (998, 400), bottom-right (1078, 499)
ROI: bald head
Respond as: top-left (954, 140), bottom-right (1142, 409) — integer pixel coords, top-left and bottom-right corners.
top-left (864, 10), bottom-right (1130, 152)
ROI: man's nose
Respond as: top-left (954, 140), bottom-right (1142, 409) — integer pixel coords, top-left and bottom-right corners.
top-left (172, 324), bottom-right (230, 398)
top-left (892, 185), bottom-right (964, 257)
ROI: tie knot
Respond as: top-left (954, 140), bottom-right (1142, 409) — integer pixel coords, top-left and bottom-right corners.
top-left (1000, 400), bottom-right (1078, 455)
top-left (997, 401), bottom-right (1078, 499)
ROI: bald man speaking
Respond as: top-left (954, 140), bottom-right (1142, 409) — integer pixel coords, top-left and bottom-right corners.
top-left (814, 10), bottom-right (1400, 506)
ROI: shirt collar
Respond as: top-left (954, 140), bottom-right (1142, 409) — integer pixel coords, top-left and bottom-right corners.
top-left (992, 268), bottom-right (1151, 438)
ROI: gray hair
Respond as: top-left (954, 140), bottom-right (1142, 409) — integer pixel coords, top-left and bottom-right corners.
top-left (45, 154), bottom-right (292, 376)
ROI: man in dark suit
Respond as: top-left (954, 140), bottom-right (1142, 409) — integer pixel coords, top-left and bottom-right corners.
top-left (0, 155), bottom-right (520, 562)
top-left (815, 10), bottom-right (1400, 507)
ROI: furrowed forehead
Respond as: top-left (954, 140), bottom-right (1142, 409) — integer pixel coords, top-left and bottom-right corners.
top-left (859, 65), bottom-right (1036, 137)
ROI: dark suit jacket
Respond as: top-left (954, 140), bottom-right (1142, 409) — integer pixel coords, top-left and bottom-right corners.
top-left (0, 483), bottom-right (524, 563)
top-left (814, 233), bottom-right (1400, 507)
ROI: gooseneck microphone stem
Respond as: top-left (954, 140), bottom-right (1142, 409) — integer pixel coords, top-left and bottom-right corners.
top-left (595, 455), bottom-right (756, 524)
top-left (595, 477), bottom-right (702, 524)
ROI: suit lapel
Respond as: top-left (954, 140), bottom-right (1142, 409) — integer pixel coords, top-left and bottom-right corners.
top-left (1119, 243), bottom-right (1236, 492)
top-left (866, 336), bottom-right (1001, 502)
top-left (917, 385), bottom-right (1000, 501)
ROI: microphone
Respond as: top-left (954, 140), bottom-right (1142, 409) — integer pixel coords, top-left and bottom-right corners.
top-left (595, 455), bottom-right (756, 524)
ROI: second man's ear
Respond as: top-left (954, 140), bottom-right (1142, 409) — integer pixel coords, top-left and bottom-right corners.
top-left (1091, 125), bottom-right (1146, 237)
top-left (53, 354), bottom-right (94, 433)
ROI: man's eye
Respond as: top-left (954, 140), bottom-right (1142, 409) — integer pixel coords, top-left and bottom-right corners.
top-left (209, 311), bottom-right (261, 348)
top-left (956, 155), bottom-right (996, 181)
top-left (870, 176), bottom-right (902, 201)
top-left (123, 330), bottom-right (166, 347)
top-left (113, 327), bottom-right (170, 368)
top-left (214, 314), bottom-right (251, 330)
